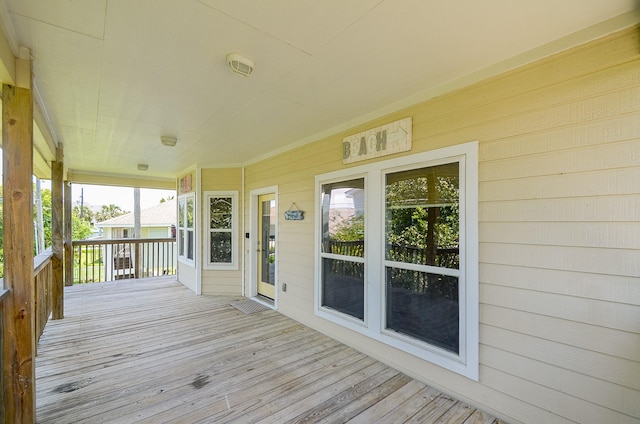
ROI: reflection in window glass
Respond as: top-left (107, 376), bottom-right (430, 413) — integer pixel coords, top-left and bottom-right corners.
top-left (386, 268), bottom-right (459, 353)
top-left (178, 194), bottom-right (195, 262)
top-left (385, 163), bottom-right (459, 269)
top-left (385, 162), bottom-right (460, 353)
top-left (322, 258), bottom-right (364, 320)
top-left (210, 232), bottom-right (232, 263)
top-left (210, 197), bottom-right (232, 229)
top-left (207, 194), bottom-right (235, 266)
top-left (187, 198), bottom-right (194, 228)
top-left (179, 198), bottom-right (185, 227)
top-left (260, 199), bottom-right (276, 284)
top-left (320, 178), bottom-right (365, 320)
top-left (187, 229), bottom-right (194, 260)
top-left (321, 179), bottom-right (365, 257)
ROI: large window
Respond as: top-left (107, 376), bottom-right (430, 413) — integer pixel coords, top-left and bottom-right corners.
top-left (178, 194), bottom-right (195, 264)
top-left (315, 142), bottom-right (478, 379)
top-left (320, 178), bottom-right (365, 320)
top-left (385, 163), bottom-right (460, 353)
top-left (205, 191), bottom-right (238, 269)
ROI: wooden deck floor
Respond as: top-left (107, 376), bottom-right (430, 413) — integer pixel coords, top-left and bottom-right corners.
top-left (36, 277), bottom-right (499, 423)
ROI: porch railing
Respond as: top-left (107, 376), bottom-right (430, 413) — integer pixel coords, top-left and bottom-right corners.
top-left (72, 238), bottom-right (177, 284)
top-left (34, 250), bottom-right (54, 345)
top-left (325, 240), bottom-right (459, 268)
top-left (0, 248), bottom-right (54, 369)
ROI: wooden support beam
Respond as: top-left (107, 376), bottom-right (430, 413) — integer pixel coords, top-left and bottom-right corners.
top-left (51, 150), bottom-right (64, 319)
top-left (64, 181), bottom-right (73, 286)
top-left (2, 81), bottom-right (35, 423)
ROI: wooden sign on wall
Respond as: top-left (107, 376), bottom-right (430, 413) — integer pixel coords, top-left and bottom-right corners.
top-left (342, 117), bottom-right (412, 164)
top-left (180, 174), bottom-right (192, 193)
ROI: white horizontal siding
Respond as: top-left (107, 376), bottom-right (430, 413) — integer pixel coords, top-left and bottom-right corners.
top-left (480, 263), bottom-right (640, 305)
top-left (239, 26), bottom-right (640, 423)
top-left (200, 167), bottom-right (243, 296)
top-left (481, 325), bottom-right (640, 391)
top-left (481, 304), bottom-right (638, 362)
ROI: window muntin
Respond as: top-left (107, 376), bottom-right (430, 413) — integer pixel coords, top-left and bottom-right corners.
top-left (320, 178), bottom-right (365, 320)
top-left (206, 192), bottom-right (238, 269)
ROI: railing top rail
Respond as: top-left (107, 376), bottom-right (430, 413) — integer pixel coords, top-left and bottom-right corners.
top-left (34, 248), bottom-right (54, 274)
top-left (72, 237), bottom-right (176, 246)
top-left (0, 288), bottom-right (9, 301)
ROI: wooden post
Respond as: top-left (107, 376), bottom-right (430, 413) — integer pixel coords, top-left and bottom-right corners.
top-left (64, 181), bottom-right (73, 286)
top-left (134, 187), bottom-right (141, 278)
top-left (134, 243), bottom-right (141, 279)
top-left (51, 150), bottom-right (64, 319)
top-left (2, 48), bottom-right (36, 423)
top-left (134, 187), bottom-right (141, 238)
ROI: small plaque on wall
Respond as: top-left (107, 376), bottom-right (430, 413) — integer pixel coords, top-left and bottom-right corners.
top-left (284, 203), bottom-right (304, 220)
top-left (284, 210), bottom-right (304, 220)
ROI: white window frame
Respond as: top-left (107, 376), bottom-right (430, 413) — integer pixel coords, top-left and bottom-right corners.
top-left (204, 191), bottom-right (238, 270)
top-left (178, 193), bottom-right (196, 267)
top-left (317, 174), bottom-right (368, 327)
top-left (314, 141), bottom-right (478, 380)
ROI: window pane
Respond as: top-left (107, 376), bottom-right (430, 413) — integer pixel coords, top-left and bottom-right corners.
top-left (179, 230), bottom-right (185, 256)
top-left (210, 231), bottom-right (232, 263)
top-left (210, 197), bottom-right (232, 229)
top-left (385, 163), bottom-right (459, 269)
top-left (322, 258), bottom-right (364, 320)
top-left (187, 229), bottom-right (194, 260)
top-left (179, 198), bottom-right (185, 227)
top-left (386, 267), bottom-right (459, 353)
top-left (187, 198), bottom-right (194, 228)
top-left (321, 179), bottom-right (365, 257)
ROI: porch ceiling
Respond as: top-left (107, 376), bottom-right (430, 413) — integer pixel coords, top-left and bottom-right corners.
top-left (0, 1), bottom-right (637, 182)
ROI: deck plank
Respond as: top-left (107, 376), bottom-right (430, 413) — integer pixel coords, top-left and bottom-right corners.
top-left (36, 277), bottom-right (497, 423)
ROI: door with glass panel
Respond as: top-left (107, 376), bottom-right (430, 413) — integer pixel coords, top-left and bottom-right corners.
top-left (257, 193), bottom-right (276, 299)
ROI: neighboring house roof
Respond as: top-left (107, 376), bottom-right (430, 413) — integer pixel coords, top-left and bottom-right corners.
top-left (96, 199), bottom-right (176, 227)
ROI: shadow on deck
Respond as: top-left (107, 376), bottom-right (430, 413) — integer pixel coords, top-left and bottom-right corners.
top-left (36, 277), bottom-right (499, 423)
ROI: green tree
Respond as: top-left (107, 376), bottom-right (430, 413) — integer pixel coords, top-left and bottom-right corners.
top-left (385, 175), bottom-right (459, 250)
top-left (40, 187), bottom-right (52, 247)
top-left (95, 204), bottom-right (128, 222)
top-left (333, 215), bottom-right (364, 241)
top-left (38, 188), bottom-right (94, 246)
top-left (72, 213), bottom-right (93, 240)
top-left (73, 204), bottom-right (94, 224)
top-left (0, 187), bottom-right (94, 278)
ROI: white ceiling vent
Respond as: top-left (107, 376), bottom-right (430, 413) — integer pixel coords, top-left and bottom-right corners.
top-left (226, 53), bottom-right (254, 77)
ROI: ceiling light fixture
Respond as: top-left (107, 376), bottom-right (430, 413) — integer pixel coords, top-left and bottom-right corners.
top-left (137, 163), bottom-right (149, 171)
top-left (226, 53), bottom-right (254, 77)
top-left (161, 136), bottom-right (178, 147)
